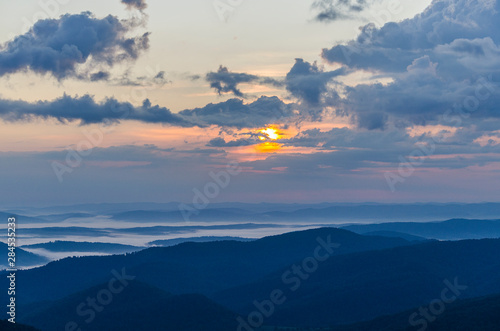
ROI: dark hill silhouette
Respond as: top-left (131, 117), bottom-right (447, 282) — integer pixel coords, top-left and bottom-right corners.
top-left (212, 238), bottom-right (500, 327)
top-left (0, 320), bottom-right (39, 331)
top-left (4, 228), bottom-right (414, 307)
top-left (362, 231), bottom-right (428, 241)
top-left (20, 281), bottom-right (238, 331)
top-left (327, 293), bottom-right (500, 330)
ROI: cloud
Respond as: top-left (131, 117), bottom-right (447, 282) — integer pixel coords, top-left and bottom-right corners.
top-left (311, 0), bottom-right (374, 22)
top-left (121, 0), bottom-right (148, 11)
top-left (90, 71), bottom-right (110, 82)
top-left (319, 0), bottom-right (500, 129)
top-left (0, 12), bottom-right (150, 80)
top-left (179, 96), bottom-right (298, 128)
top-left (205, 65), bottom-right (282, 97)
top-left (0, 94), bottom-right (298, 129)
top-left (322, 0), bottom-right (500, 73)
top-left (204, 60), bottom-right (346, 105)
top-left (0, 95), bottom-right (187, 126)
top-left (285, 58), bottom-right (346, 106)
top-left (206, 66), bottom-right (259, 97)
top-left (206, 137), bottom-right (255, 147)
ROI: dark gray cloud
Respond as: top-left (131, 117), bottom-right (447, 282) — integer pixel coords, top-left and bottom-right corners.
top-left (322, 0), bottom-right (500, 73)
top-left (320, 0), bottom-right (500, 129)
top-left (206, 137), bottom-right (255, 147)
top-left (121, 0), bottom-right (147, 11)
top-left (205, 61), bottom-right (346, 106)
top-left (311, 0), bottom-right (373, 22)
top-left (0, 12), bottom-right (150, 80)
top-left (206, 66), bottom-right (259, 97)
top-left (285, 58), bottom-right (346, 106)
top-left (179, 96), bottom-right (297, 128)
top-left (205, 66), bottom-right (282, 97)
top-left (0, 95), bottom-right (187, 126)
top-left (90, 71), bottom-right (110, 82)
top-left (0, 94), bottom-right (298, 129)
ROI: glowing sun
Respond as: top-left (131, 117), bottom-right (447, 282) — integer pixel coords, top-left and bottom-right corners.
top-left (256, 126), bottom-right (284, 153)
top-left (259, 126), bottom-right (282, 141)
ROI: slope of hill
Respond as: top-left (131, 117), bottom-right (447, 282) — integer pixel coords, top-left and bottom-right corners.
top-left (213, 238), bottom-right (500, 327)
top-left (342, 219), bottom-right (500, 240)
top-left (0, 320), bottom-right (40, 331)
top-left (362, 231), bottom-right (428, 241)
top-left (148, 236), bottom-right (254, 246)
top-left (327, 293), bottom-right (500, 331)
top-left (21, 241), bottom-right (143, 254)
top-left (4, 228), bottom-right (415, 307)
top-left (20, 281), bottom-right (238, 331)
top-left (0, 243), bottom-right (49, 269)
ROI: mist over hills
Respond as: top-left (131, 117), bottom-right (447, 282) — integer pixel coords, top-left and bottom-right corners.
top-left (7, 202), bottom-right (500, 224)
top-left (0, 243), bottom-right (48, 269)
top-left (1, 226), bottom-right (499, 330)
top-left (3, 203), bottom-right (500, 330)
top-left (148, 236), bottom-right (254, 246)
top-left (21, 241), bottom-right (143, 254)
top-left (105, 202), bottom-right (500, 223)
top-left (4, 228), bottom-right (415, 307)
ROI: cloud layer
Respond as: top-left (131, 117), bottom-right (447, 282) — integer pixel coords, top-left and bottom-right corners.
top-left (0, 94), bottom-right (298, 129)
top-left (321, 0), bottom-right (500, 129)
top-left (0, 12), bottom-right (150, 80)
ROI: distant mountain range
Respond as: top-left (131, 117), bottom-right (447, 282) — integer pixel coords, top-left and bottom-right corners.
top-left (342, 218), bottom-right (500, 240)
top-left (6, 202), bottom-right (500, 224)
top-left (105, 203), bottom-right (500, 223)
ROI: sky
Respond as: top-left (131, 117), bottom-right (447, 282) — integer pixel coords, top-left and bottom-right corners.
top-left (1, 0), bottom-right (500, 207)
